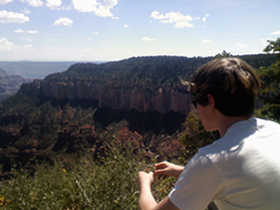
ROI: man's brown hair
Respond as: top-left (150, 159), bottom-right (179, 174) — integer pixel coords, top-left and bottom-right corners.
top-left (190, 57), bottom-right (260, 117)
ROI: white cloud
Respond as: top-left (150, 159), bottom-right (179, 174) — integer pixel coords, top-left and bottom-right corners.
top-left (72, 0), bottom-right (118, 18)
top-left (0, 0), bottom-right (12, 4)
top-left (21, 44), bottom-right (33, 50)
top-left (201, 39), bottom-right (212, 44)
top-left (0, 10), bottom-right (30, 23)
top-left (14, 29), bottom-right (38, 34)
top-left (53, 17), bottom-right (73, 27)
top-left (175, 21), bottom-right (193, 28)
top-left (14, 29), bottom-right (26, 33)
top-left (0, 39), bottom-right (90, 61)
top-left (72, 0), bottom-right (97, 12)
top-left (20, 0), bottom-right (43, 7)
top-left (46, 0), bottom-right (62, 8)
top-left (124, 24), bottom-right (129, 28)
top-left (60, 6), bottom-right (72, 10)
top-left (236, 43), bottom-right (248, 49)
top-left (151, 11), bottom-right (193, 28)
top-left (142, 37), bottom-right (155, 42)
top-left (23, 8), bottom-right (31, 14)
top-left (95, 5), bottom-right (114, 17)
top-left (271, 31), bottom-right (280, 35)
top-left (202, 14), bottom-right (209, 22)
top-left (0, 37), bottom-right (16, 51)
top-left (27, 30), bottom-right (39, 34)
top-left (93, 32), bottom-right (99, 35)
top-left (0, 37), bottom-right (33, 53)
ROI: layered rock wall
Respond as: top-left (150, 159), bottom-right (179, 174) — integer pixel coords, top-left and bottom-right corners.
top-left (40, 80), bottom-right (192, 114)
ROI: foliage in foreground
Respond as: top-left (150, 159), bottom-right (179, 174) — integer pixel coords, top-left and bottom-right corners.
top-left (256, 37), bottom-right (280, 122)
top-left (0, 111), bottom-right (218, 210)
top-left (0, 143), bottom-right (177, 210)
top-left (178, 112), bottom-right (220, 159)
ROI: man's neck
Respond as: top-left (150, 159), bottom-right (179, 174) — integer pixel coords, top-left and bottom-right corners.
top-left (217, 115), bottom-right (250, 137)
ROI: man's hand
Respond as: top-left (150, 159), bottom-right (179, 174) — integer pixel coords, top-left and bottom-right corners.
top-left (154, 161), bottom-right (184, 179)
top-left (137, 171), bottom-right (154, 191)
top-left (137, 170), bottom-right (179, 210)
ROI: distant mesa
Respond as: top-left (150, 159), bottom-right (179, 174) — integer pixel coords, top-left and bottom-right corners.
top-left (0, 68), bottom-right (33, 101)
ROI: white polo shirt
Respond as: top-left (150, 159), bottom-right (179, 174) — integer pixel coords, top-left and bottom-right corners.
top-left (169, 117), bottom-right (280, 210)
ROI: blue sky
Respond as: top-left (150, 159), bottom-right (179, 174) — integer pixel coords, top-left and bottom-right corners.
top-left (0, 0), bottom-right (279, 61)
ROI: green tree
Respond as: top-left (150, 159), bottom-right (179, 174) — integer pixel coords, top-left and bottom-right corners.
top-left (263, 37), bottom-right (280, 66)
top-left (256, 37), bottom-right (280, 122)
top-left (263, 37), bottom-right (280, 53)
top-left (214, 50), bottom-right (232, 59)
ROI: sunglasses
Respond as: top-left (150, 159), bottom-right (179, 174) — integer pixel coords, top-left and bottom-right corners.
top-left (192, 100), bottom-right (197, 108)
top-left (191, 92), bottom-right (203, 108)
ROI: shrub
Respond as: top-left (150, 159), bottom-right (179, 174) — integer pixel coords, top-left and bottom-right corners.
top-left (0, 142), bottom-right (176, 210)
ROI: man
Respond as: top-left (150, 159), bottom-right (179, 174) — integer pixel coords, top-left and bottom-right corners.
top-left (137, 58), bottom-right (280, 210)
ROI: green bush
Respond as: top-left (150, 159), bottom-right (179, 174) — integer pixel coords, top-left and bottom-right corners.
top-left (178, 112), bottom-right (220, 160)
top-left (0, 142), bottom-right (176, 210)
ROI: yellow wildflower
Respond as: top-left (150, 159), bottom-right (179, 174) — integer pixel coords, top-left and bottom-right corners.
top-left (62, 168), bottom-right (67, 173)
top-left (0, 195), bottom-right (5, 206)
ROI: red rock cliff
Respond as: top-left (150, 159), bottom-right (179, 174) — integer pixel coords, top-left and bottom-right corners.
top-left (40, 80), bottom-right (191, 114)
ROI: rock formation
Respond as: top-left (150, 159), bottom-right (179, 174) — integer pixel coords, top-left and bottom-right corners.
top-left (40, 79), bottom-right (192, 114)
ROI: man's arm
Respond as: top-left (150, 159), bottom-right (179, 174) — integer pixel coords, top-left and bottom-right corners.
top-left (138, 171), bottom-right (180, 210)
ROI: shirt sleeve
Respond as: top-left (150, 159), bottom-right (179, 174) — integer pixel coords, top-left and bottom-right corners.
top-left (169, 151), bottom-right (226, 210)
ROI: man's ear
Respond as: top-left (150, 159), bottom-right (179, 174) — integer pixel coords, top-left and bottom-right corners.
top-left (207, 94), bottom-right (215, 109)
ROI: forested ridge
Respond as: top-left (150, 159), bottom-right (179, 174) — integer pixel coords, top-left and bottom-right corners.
top-left (45, 56), bottom-right (212, 89)
top-left (45, 54), bottom-right (277, 88)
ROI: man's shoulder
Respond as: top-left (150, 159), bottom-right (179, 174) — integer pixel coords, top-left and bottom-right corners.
top-left (255, 117), bottom-right (280, 127)
top-left (199, 117), bottom-right (280, 160)
top-left (255, 117), bottom-right (280, 134)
